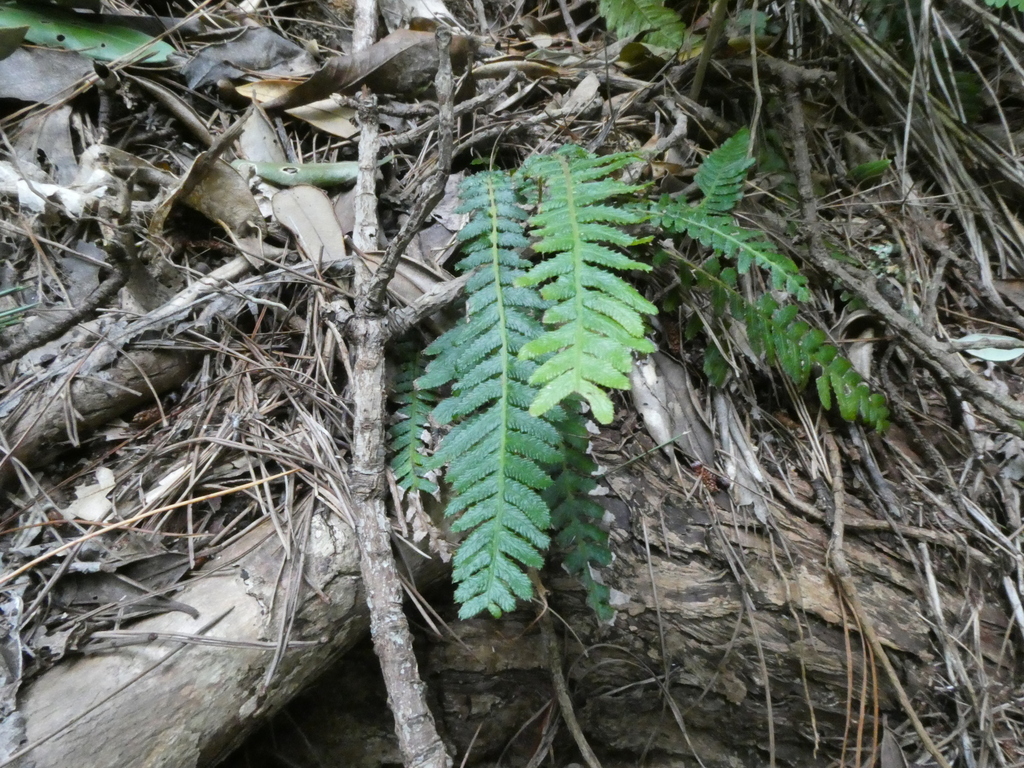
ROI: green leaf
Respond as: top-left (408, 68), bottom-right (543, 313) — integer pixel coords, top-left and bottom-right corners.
top-left (848, 159), bottom-right (891, 184)
top-left (517, 146), bottom-right (656, 424)
top-left (0, 2), bottom-right (176, 63)
top-left (983, 0), bottom-right (1024, 10)
top-left (597, 0), bottom-right (687, 49)
top-left (231, 160), bottom-right (359, 188)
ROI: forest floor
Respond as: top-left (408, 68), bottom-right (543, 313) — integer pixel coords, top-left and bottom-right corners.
top-left (2, 0), bottom-right (1024, 766)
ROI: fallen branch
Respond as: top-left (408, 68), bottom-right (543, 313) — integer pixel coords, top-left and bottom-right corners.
top-left (331, 22), bottom-right (458, 768)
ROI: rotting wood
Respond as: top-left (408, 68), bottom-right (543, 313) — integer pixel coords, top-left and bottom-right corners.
top-left (5, 512), bottom-right (447, 768)
top-left (230, 446), bottom-right (1011, 768)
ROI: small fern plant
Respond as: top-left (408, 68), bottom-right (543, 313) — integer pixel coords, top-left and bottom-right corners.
top-left (650, 129), bottom-right (890, 430)
top-left (398, 156), bottom-right (649, 619)
top-left (391, 131), bottom-right (890, 620)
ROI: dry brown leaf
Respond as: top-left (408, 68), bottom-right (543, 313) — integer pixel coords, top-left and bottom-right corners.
top-left (150, 118), bottom-right (265, 240)
top-left (263, 28), bottom-right (473, 110)
top-left (271, 186), bottom-right (350, 270)
top-left (272, 185), bottom-right (447, 304)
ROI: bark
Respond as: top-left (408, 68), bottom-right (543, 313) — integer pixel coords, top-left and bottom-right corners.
top-left (346, 314), bottom-right (451, 768)
top-left (6, 513), bottom-right (446, 768)
top-left (431, 456), bottom-right (1013, 766)
top-left (227, 452), bottom-right (1017, 768)
top-left (0, 350), bottom-right (193, 487)
top-left (338, 21), bottom-right (456, 768)
top-left (6, 435), bottom-right (1012, 768)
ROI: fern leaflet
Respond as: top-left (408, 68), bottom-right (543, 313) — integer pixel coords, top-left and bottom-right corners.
top-left (544, 399), bottom-right (613, 621)
top-left (694, 127), bottom-right (755, 212)
top-left (389, 342), bottom-right (438, 495)
top-left (984, 0), bottom-right (1024, 10)
top-left (517, 146), bottom-right (657, 425)
top-left (419, 171), bottom-right (562, 618)
top-left (597, 0), bottom-right (687, 49)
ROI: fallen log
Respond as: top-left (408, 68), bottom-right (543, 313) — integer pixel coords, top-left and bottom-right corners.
top-left (7, 513), bottom-right (446, 768)
top-left (227, 452), bottom-right (1018, 768)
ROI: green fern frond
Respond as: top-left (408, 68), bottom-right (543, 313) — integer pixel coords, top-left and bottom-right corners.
top-left (653, 129), bottom-right (809, 300)
top-left (672, 254), bottom-right (890, 431)
top-left (517, 146), bottom-right (657, 425)
top-left (694, 128), bottom-right (755, 213)
top-left (389, 342), bottom-right (438, 495)
top-left (597, 0), bottom-right (687, 49)
top-left (421, 170), bottom-right (561, 619)
top-left (544, 400), bottom-right (613, 621)
top-left (658, 204), bottom-right (810, 300)
top-left (751, 283), bottom-right (889, 430)
top-left (816, 355), bottom-right (890, 428)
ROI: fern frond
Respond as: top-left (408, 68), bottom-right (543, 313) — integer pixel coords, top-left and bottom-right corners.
top-left (544, 400), bottom-right (613, 621)
top-left (671, 253), bottom-right (890, 431)
top-left (751, 290), bottom-right (889, 429)
top-left (653, 129), bottom-right (809, 299)
top-left (816, 355), bottom-right (890, 428)
top-left (517, 146), bottom-right (657, 425)
top-left (656, 203), bottom-right (810, 300)
top-left (694, 128), bottom-right (755, 212)
top-left (389, 342), bottom-right (438, 495)
top-left (597, 0), bottom-right (687, 49)
top-left (422, 170), bottom-right (560, 618)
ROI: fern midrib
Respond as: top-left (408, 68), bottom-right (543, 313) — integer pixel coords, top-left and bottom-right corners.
top-left (680, 206), bottom-right (806, 297)
top-left (486, 178), bottom-right (513, 606)
top-left (559, 155), bottom-right (587, 397)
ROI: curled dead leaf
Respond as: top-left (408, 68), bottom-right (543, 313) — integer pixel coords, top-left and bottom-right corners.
top-left (263, 28), bottom-right (474, 110)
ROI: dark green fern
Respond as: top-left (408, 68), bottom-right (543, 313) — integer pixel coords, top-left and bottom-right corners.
top-left (657, 129), bottom-right (889, 430)
top-left (696, 266), bottom-right (890, 429)
top-left (544, 400), bottom-right (613, 621)
top-left (408, 165), bottom-right (623, 620)
top-left (389, 341), bottom-right (438, 495)
top-left (419, 170), bottom-right (563, 618)
top-left (598, 0), bottom-right (687, 49)
top-left (517, 147), bottom-right (657, 425)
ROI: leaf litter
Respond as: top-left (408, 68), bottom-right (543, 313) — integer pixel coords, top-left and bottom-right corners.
top-left (0, 0), bottom-right (1023, 765)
